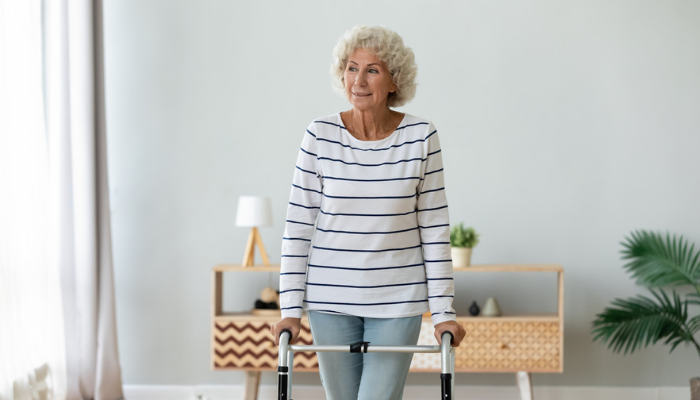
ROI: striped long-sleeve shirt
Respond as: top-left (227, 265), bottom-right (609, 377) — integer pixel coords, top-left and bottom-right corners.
top-left (280, 112), bottom-right (456, 326)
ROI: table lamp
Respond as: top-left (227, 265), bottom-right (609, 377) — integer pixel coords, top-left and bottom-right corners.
top-left (235, 196), bottom-right (273, 267)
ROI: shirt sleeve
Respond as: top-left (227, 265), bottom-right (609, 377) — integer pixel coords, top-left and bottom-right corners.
top-left (417, 123), bottom-right (457, 326)
top-left (279, 127), bottom-right (322, 319)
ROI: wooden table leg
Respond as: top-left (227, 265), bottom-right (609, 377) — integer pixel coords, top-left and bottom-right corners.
top-left (516, 371), bottom-right (533, 400)
top-left (244, 371), bottom-right (261, 400)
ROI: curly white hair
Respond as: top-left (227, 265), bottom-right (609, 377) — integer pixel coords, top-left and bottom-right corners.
top-left (330, 25), bottom-right (418, 108)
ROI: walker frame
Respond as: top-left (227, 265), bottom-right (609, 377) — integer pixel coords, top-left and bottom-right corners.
top-left (277, 330), bottom-right (456, 400)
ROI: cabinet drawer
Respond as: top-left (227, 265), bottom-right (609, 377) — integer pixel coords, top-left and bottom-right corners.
top-left (458, 320), bottom-right (561, 372)
top-left (212, 319), bottom-right (318, 370)
top-left (412, 320), bottom-right (561, 372)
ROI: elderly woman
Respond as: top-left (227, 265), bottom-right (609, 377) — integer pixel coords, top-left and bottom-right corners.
top-left (271, 25), bottom-right (466, 399)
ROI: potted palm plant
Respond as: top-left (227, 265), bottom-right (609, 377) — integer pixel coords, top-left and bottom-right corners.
top-left (450, 223), bottom-right (479, 268)
top-left (591, 230), bottom-right (700, 398)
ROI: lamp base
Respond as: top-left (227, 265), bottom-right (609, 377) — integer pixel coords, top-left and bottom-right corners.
top-left (242, 227), bottom-right (270, 267)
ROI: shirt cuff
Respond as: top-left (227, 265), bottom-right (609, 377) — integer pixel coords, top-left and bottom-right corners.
top-left (281, 308), bottom-right (303, 319)
top-left (431, 312), bottom-right (457, 326)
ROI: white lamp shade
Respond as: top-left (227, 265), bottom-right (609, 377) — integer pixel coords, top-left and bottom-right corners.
top-left (235, 196), bottom-right (273, 227)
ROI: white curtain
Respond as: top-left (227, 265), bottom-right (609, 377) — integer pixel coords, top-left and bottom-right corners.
top-left (1, 0), bottom-right (124, 399)
top-left (44, 0), bottom-right (124, 399)
top-left (0, 1), bottom-right (67, 400)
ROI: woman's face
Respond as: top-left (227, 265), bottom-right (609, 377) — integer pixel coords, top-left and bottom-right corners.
top-left (344, 48), bottom-right (397, 111)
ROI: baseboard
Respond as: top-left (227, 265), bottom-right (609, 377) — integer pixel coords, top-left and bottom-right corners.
top-left (124, 384), bottom-right (689, 400)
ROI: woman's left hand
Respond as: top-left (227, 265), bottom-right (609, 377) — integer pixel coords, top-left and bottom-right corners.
top-left (434, 321), bottom-right (466, 347)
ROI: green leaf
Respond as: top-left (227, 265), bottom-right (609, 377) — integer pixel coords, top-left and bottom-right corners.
top-left (591, 289), bottom-right (692, 356)
top-left (620, 230), bottom-right (700, 288)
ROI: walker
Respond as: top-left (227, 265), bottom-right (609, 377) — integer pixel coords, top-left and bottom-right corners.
top-left (277, 330), bottom-right (456, 400)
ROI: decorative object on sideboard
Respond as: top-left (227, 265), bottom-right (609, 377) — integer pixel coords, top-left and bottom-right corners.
top-left (591, 230), bottom-right (700, 399)
top-left (235, 196), bottom-right (273, 267)
top-left (450, 223), bottom-right (479, 268)
top-left (480, 297), bottom-right (502, 317)
top-left (469, 301), bottom-right (480, 316)
top-left (251, 287), bottom-right (280, 316)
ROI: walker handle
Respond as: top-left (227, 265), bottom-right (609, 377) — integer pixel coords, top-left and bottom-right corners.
top-left (279, 329), bottom-right (292, 342)
top-left (441, 331), bottom-right (454, 345)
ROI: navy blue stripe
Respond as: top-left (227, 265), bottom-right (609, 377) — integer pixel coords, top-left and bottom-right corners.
top-left (419, 187), bottom-right (445, 195)
top-left (421, 242), bottom-right (450, 245)
top-left (308, 263), bottom-right (424, 271)
top-left (419, 224), bottom-right (450, 229)
top-left (306, 281), bottom-right (426, 289)
top-left (281, 306), bottom-right (303, 310)
top-left (313, 120), bottom-right (347, 130)
top-left (320, 209), bottom-right (416, 217)
top-left (431, 311), bottom-right (456, 316)
top-left (316, 136), bottom-right (423, 152)
top-left (279, 289), bottom-right (305, 293)
top-left (300, 147), bottom-right (317, 157)
top-left (323, 193), bottom-right (416, 200)
top-left (312, 244), bottom-right (421, 253)
top-left (417, 205), bottom-right (448, 212)
top-left (425, 259), bottom-right (452, 263)
top-left (296, 166), bottom-right (316, 175)
top-left (311, 129), bottom-right (436, 152)
top-left (281, 255), bottom-right (307, 258)
top-left (323, 175), bottom-right (420, 182)
top-left (428, 149), bottom-right (441, 156)
top-left (283, 237), bottom-right (311, 242)
top-left (292, 184), bottom-right (322, 194)
top-left (316, 226), bottom-right (419, 235)
top-left (427, 277), bottom-right (454, 281)
top-left (286, 219), bottom-right (314, 226)
top-left (425, 130), bottom-right (437, 140)
top-left (280, 272), bottom-right (306, 275)
top-left (303, 299), bottom-right (428, 306)
top-left (399, 122), bottom-right (431, 130)
top-left (425, 168), bottom-right (443, 176)
top-left (428, 295), bottom-right (454, 298)
top-left (318, 156), bottom-right (424, 167)
top-left (289, 202), bottom-right (320, 210)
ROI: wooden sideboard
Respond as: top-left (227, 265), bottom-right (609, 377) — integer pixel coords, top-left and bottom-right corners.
top-left (212, 264), bottom-right (564, 400)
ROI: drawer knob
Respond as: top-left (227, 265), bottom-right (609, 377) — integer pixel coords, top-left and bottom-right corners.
top-left (500, 342), bottom-right (508, 349)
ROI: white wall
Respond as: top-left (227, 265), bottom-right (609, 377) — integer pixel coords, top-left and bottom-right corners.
top-left (103, 0), bottom-right (700, 388)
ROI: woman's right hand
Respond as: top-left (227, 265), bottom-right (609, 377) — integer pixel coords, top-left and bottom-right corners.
top-left (270, 317), bottom-right (302, 346)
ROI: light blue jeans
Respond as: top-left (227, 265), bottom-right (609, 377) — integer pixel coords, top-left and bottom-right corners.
top-left (307, 311), bottom-right (422, 400)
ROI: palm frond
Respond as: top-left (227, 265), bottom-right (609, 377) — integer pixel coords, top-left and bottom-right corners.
top-left (688, 315), bottom-right (700, 334)
top-left (591, 289), bottom-right (691, 355)
top-left (687, 293), bottom-right (700, 306)
top-left (620, 230), bottom-right (700, 288)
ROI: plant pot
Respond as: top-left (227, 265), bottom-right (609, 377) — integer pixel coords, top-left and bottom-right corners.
top-left (451, 247), bottom-right (472, 268)
top-left (692, 377), bottom-right (700, 400)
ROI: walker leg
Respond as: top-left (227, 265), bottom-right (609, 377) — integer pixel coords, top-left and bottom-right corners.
top-left (440, 332), bottom-right (454, 400)
top-left (441, 373), bottom-right (452, 400)
top-left (451, 346), bottom-right (456, 397)
top-left (277, 330), bottom-right (291, 400)
top-left (287, 350), bottom-right (294, 399)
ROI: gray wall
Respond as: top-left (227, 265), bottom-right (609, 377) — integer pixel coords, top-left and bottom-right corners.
top-left (103, 0), bottom-right (700, 387)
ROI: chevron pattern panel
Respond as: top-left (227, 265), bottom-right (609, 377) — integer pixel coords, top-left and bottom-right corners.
top-left (213, 320), bottom-right (318, 370)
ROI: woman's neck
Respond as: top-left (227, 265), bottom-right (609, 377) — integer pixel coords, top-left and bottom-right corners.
top-left (346, 108), bottom-right (400, 141)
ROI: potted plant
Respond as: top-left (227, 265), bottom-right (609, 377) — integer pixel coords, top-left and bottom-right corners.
top-left (450, 223), bottom-right (479, 268)
top-left (591, 230), bottom-right (700, 398)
